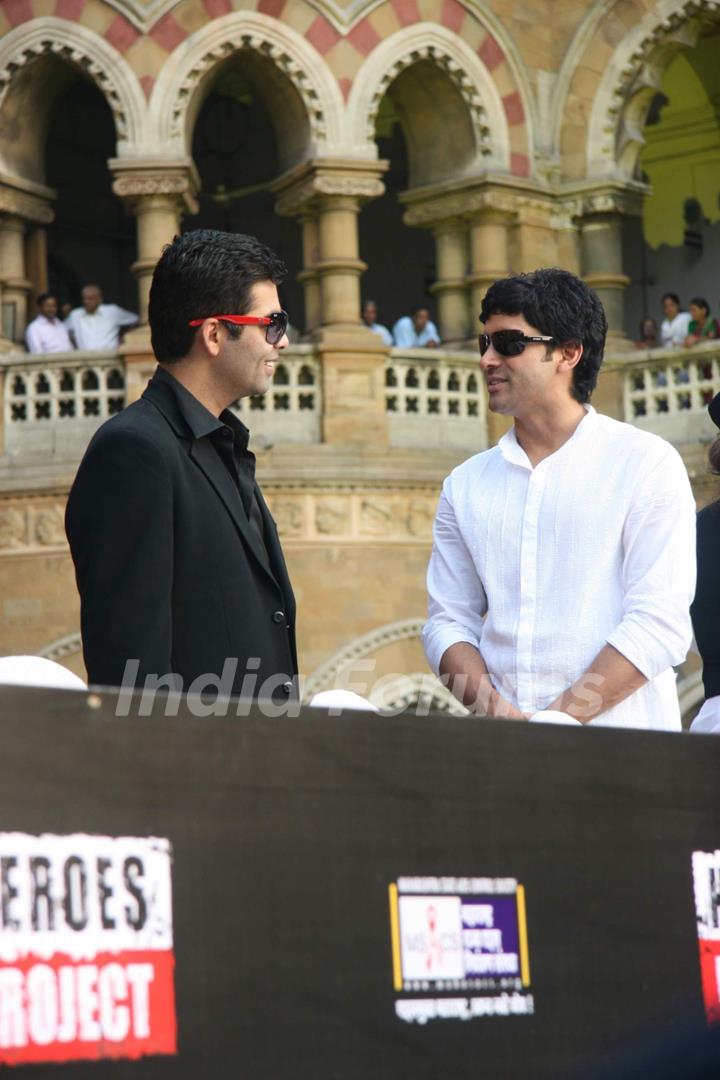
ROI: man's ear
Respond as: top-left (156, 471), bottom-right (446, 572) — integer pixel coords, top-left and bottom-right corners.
top-left (557, 341), bottom-right (583, 372)
top-left (200, 319), bottom-right (223, 357)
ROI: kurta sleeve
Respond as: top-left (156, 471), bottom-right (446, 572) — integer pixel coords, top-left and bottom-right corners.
top-left (422, 478), bottom-right (487, 675)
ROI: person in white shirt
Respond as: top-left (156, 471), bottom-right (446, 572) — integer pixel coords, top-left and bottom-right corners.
top-left (660, 292), bottom-right (691, 348)
top-left (392, 305), bottom-right (440, 348)
top-left (422, 268), bottom-right (696, 730)
top-left (66, 284), bottom-right (137, 350)
top-left (362, 299), bottom-right (393, 346)
top-left (25, 293), bottom-right (72, 354)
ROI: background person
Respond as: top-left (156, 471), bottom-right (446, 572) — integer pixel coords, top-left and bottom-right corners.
top-left (422, 268), bottom-right (696, 730)
top-left (65, 284), bottom-right (137, 350)
top-left (65, 230), bottom-right (298, 703)
top-left (392, 305), bottom-right (440, 348)
top-left (634, 317), bottom-right (659, 350)
top-left (659, 292), bottom-right (691, 348)
top-left (25, 293), bottom-right (72, 354)
top-left (684, 297), bottom-right (719, 346)
top-left (690, 392), bottom-right (720, 735)
top-left (361, 299), bottom-right (393, 346)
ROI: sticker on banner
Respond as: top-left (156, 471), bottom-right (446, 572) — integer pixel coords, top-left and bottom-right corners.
top-left (692, 849), bottom-right (720, 1026)
top-left (388, 876), bottom-right (534, 1023)
top-left (0, 832), bottom-right (176, 1065)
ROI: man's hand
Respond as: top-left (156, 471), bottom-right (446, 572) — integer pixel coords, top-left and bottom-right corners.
top-left (439, 642), bottom-right (527, 720)
top-left (545, 643), bottom-right (647, 723)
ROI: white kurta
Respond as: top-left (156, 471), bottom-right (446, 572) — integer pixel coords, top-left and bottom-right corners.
top-left (422, 408), bottom-right (697, 730)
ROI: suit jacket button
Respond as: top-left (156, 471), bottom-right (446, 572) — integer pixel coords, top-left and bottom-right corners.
top-left (282, 680), bottom-right (293, 695)
top-left (272, 610), bottom-right (285, 624)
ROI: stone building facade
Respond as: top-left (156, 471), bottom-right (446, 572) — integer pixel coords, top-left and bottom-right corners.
top-left (0, 0), bottom-right (718, 712)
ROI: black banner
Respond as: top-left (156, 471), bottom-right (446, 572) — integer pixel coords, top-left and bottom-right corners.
top-left (0, 685), bottom-right (718, 1078)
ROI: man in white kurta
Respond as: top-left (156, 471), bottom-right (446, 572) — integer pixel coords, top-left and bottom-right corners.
top-left (422, 269), bottom-right (696, 730)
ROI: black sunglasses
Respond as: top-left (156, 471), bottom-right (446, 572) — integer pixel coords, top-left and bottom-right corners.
top-left (479, 330), bottom-right (555, 357)
top-left (188, 310), bottom-right (288, 346)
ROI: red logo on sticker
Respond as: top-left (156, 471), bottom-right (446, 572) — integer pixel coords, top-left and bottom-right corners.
top-left (0, 833), bottom-right (176, 1065)
top-left (692, 850), bottom-right (720, 1026)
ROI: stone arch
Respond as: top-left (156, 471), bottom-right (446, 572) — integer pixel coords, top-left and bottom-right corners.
top-left (0, 18), bottom-right (148, 180)
top-left (37, 632), bottom-right (83, 664)
top-left (303, 617), bottom-right (426, 698)
top-left (149, 13), bottom-right (346, 165)
top-left (347, 24), bottom-right (511, 179)
top-left (557, 0), bottom-right (720, 180)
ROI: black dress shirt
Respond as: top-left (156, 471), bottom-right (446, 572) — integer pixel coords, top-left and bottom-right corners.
top-left (154, 367), bottom-right (267, 558)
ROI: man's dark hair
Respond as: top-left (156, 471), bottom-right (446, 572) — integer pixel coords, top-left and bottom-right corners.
top-left (479, 268), bottom-right (608, 404)
top-left (410, 304), bottom-right (430, 316)
top-left (36, 293), bottom-right (55, 307)
top-left (661, 292), bottom-right (680, 305)
top-left (690, 297), bottom-right (710, 316)
top-left (149, 229), bottom-right (287, 363)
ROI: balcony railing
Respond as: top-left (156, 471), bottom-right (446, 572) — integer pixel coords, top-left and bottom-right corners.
top-left (386, 348), bottom-right (486, 449)
top-left (2, 340), bottom-right (716, 471)
top-left (1, 350), bottom-right (125, 464)
top-left (620, 340), bottom-right (720, 442)
top-left (231, 346), bottom-right (321, 444)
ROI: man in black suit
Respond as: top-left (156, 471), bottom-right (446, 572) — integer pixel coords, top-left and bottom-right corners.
top-left (65, 230), bottom-right (298, 705)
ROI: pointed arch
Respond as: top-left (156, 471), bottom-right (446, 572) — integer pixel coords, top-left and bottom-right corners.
top-left (149, 12), bottom-right (346, 161)
top-left (347, 24), bottom-right (511, 175)
top-left (0, 18), bottom-right (148, 159)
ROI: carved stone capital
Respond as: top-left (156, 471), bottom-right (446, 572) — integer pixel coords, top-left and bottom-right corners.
top-left (399, 177), bottom-right (532, 230)
top-left (0, 185), bottom-right (54, 225)
top-left (110, 159), bottom-right (199, 215)
top-left (272, 159), bottom-right (387, 216)
top-left (560, 181), bottom-right (647, 221)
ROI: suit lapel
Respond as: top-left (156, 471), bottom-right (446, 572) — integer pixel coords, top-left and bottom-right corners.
top-left (189, 438), bottom-right (277, 586)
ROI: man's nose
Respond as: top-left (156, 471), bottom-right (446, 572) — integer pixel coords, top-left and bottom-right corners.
top-left (479, 346), bottom-right (501, 369)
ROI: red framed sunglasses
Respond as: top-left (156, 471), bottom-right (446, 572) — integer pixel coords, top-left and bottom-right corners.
top-left (188, 311), bottom-right (288, 346)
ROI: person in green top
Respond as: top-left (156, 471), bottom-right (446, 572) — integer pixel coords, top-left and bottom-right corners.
top-left (684, 297), bottom-right (720, 346)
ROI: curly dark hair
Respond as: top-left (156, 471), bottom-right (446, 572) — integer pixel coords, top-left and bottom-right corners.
top-left (149, 229), bottom-right (286, 363)
top-left (480, 268), bottom-right (608, 403)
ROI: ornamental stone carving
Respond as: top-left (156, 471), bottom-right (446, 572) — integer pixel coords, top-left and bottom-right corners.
top-left (0, 38), bottom-right (129, 141)
top-left (269, 497), bottom-right (305, 538)
top-left (0, 507), bottom-right (26, 549)
top-left (0, 184), bottom-right (54, 225)
top-left (315, 498), bottom-right (351, 536)
top-left (591, 0), bottom-right (720, 179)
top-left (111, 164), bottom-right (199, 214)
top-left (273, 163), bottom-right (387, 217)
top-left (168, 32), bottom-right (327, 147)
top-left (34, 507), bottom-right (66, 547)
top-left (365, 44), bottom-right (492, 156)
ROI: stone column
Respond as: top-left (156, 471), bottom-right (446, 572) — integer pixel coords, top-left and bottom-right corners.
top-left (297, 213), bottom-right (321, 333)
top-left (111, 159), bottom-right (199, 325)
top-left (111, 159), bottom-right (199, 400)
top-left (467, 210), bottom-right (513, 322)
top-left (573, 183), bottom-right (645, 348)
top-left (430, 221), bottom-right (469, 345)
top-left (0, 216), bottom-right (29, 346)
top-left (579, 214), bottom-right (630, 341)
top-left (0, 179), bottom-right (55, 351)
top-left (273, 160), bottom-right (389, 444)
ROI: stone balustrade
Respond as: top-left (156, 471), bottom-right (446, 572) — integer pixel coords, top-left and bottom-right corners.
top-left (618, 340), bottom-right (720, 443)
top-left (385, 348), bottom-right (486, 449)
top-left (2, 341), bottom-right (718, 468)
top-left (0, 350), bottom-right (125, 464)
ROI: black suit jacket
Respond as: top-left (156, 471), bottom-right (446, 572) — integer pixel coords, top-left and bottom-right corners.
top-left (65, 371), bottom-right (297, 701)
